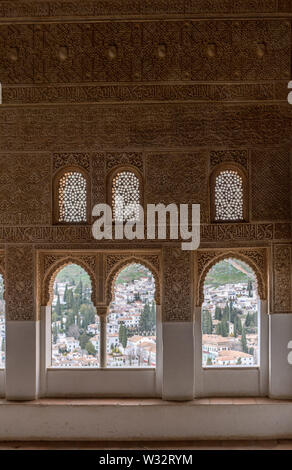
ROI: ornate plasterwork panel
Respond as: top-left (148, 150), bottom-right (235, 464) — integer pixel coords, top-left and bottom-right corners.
top-left (251, 149), bottom-right (291, 221)
top-left (0, 104), bottom-right (292, 152)
top-left (105, 253), bottom-right (161, 306)
top-left (3, 82), bottom-right (287, 105)
top-left (0, 1), bottom-right (279, 19)
top-left (39, 252), bottom-right (98, 307)
top-left (0, 21), bottom-right (289, 84)
top-left (162, 247), bottom-right (192, 322)
top-left (195, 247), bottom-right (267, 307)
top-left (0, 222), bottom-right (289, 245)
top-left (210, 149), bottom-right (249, 170)
top-left (53, 153), bottom-right (91, 174)
top-left (145, 152), bottom-right (208, 223)
top-left (273, 244), bottom-right (292, 313)
top-left (6, 245), bottom-right (35, 321)
top-left (0, 153), bottom-right (51, 225)
top-left (105, 153), bottom-right (143, 174)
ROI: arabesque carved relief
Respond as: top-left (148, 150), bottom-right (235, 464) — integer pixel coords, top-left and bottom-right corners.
top-left (273, 244), bottom-right (292, 313)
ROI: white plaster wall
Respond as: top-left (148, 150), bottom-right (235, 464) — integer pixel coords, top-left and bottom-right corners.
top-left (46, 369), bottom-right (157, 397)
top-left (5, 321), bottom-right (39, 400)
top-left (0, 400), bottom-right (292, 440)
top-left (162, 322), bottom-right (194, 400)
top-left (270, 314), bottom-right (292, 398)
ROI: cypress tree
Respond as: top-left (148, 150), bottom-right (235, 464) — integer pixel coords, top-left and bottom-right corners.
top-left (241, 328), bottom-right (248, 353)
top-left (56, 293), bottom-right (62, 318)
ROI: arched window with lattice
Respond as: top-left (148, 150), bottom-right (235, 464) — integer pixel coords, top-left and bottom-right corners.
top-left (210, 165), bottom-right (247, 222)
top-left (108, 167), bottom-right (143, 223)
top-left (54, 168), bottom-right (89, 224)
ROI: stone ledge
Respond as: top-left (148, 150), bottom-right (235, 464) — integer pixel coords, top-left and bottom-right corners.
top-left (0, 398), bottom-right (292, 441)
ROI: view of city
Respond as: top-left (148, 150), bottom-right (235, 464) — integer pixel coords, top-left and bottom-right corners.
top-left (0, 275), bottom-right (5, 368)
top-left (202, 258), bottom-right (259, 367)
top-left (51, 263), bottom-right (156, 368)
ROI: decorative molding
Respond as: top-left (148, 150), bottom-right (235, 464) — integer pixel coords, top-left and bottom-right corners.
top-left (0, 0), bottom-right (279, 19)
top-left (6, 245), bottom-right (35, 321)
top-left (1, 105), bottom-right (292, 152)
top-left (0, 21), bottom-right (289, 85)
top-left (0, 223), bottom-right (289, 244)
top-left (40, 252), bottom-right (98, 307)
top-left (105, 254), bottom-right (161, 306)
top-left (273, 244), bottom-right (292, 313)
top-left (210, 149), bottom-right (248, 170)
top-left (53, 153), bottom-right (91, 174)
top-left (2, 82), bottom-right (287, 105)
top-left (195, 247), bottom-right (267, 307)
top-left (162, 247), bottom-right (192, 322)
top-left (105, 153), bottom-right (143, 174)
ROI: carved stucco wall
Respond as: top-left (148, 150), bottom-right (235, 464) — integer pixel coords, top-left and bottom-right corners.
top-left (1, 6), bottom-right (291, 321)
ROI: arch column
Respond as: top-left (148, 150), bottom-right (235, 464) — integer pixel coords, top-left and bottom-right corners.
top-left (97, 307), bottom-right (109, 368)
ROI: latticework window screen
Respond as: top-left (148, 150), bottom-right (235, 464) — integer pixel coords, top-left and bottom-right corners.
top-left (112, 171), bottom-right (140, 222)
top-left (58, 171), bottom-right (87, 222)
top-left (214, 170), bottom-right (243, 221)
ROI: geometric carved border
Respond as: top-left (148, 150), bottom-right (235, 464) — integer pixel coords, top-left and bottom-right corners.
top-left (272, 244), bottom-right (292, 314)
top-left (195, 247), bottom-right (268, 307)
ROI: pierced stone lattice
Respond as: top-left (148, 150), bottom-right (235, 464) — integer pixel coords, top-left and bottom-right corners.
top-left (58, 171), bottom-right (87, 222)
top-left (215, 170), bottom-right (243, 221)
top-left (112, 171), bottom-right (140, 222)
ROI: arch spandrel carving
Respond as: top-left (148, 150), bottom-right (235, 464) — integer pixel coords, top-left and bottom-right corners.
top-left (196, 248), bottom-right (267, 307)
top-left (41, 254), bottom-right (98, 307)
top-left (105, 255), bottom-right (161, 307)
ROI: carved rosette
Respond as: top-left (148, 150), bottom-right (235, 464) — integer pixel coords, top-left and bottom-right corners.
top-left (195, 248), bottom-right (267, 307)
top-left (273, 244), bottom-right (292, 313)
top-left (105, 254), bottom-right (161, 307)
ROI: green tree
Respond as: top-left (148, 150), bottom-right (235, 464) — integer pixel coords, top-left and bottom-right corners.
top-left (55, 293), bottom-right (62, 318)
top-left (223, 303), bottom-right (230, 321)
top-left (79, 332), bottom-right (90, 350)
top-left (247, 280), bottom-right (253, 297)
top-left (221, 319), bottom-right (228, 337)
top-left (139, 302), bottom-right (151, 334)
top-left (241, 328), bottom-right (248, 353)
top-left (52, 325), bottom-right (58, 343)
top-left (119, 322), bottom-right (128, 349)
top-left (85, 341), bottom-right (96, 356)
top-left (202, 310), bottom-right (213, 334)
top-left (63, 284), bottom-right (68, 303)
top-left (215, 305), bottom-right (222, 320)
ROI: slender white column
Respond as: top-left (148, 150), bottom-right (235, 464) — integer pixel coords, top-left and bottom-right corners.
top-left (97, 307), bottom-right (108, 368)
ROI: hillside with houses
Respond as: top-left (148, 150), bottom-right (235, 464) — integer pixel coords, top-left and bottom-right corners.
top-left (51, 264), bottom-right (156, 368)
top-left (202, 259), bottom-right (258, 367)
